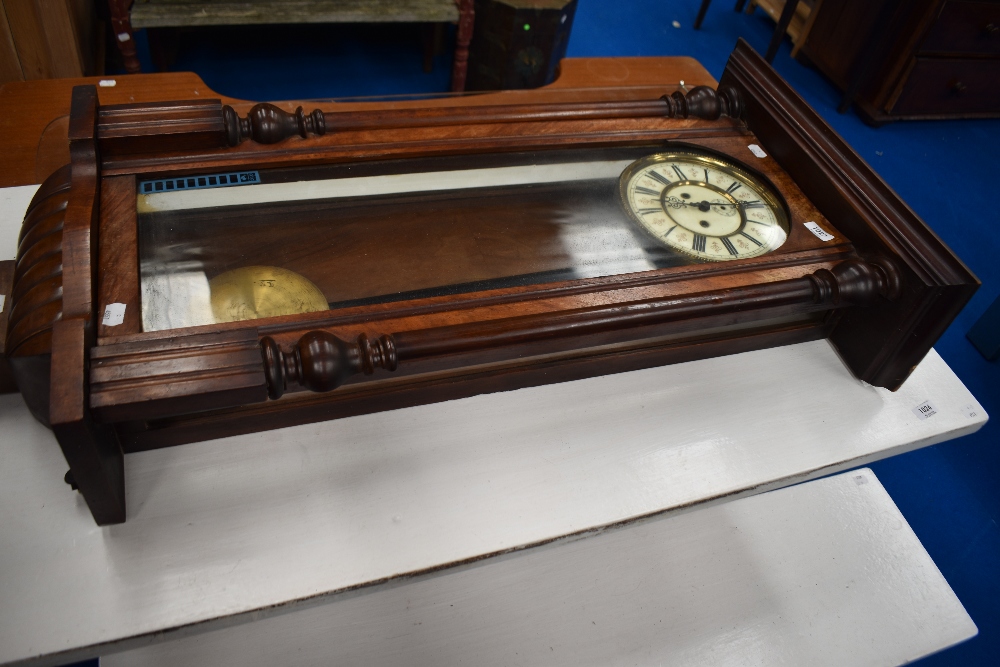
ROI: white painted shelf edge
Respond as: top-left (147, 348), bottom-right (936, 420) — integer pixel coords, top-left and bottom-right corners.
top-left (102, 468), bottom-right (979, 667)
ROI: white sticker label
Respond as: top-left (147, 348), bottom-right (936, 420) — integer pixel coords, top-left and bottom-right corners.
top-left (0, 294), bottom-right (5, 312)
top-left (747, 144), bottom-right (767, 158)
top-left (117, 32), bottom-right (131, 42)
top-left (99, 79), bottom-right (117, 87)
top-left (102, 303), bottom-right (126, 327)
top-left (961, 403), bottom-right (981, 419)
top-left (804, 221), bottom-right (835, 241)
top-left (912, 400), bottom-right (937, 420)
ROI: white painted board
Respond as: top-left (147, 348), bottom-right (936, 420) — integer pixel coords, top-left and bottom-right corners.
top-left (104, 468), bottom-right (978, 667)
top-left (0, 339), bottom-right (985, 667)
top-left (0, 184), bottom-right (38, 261)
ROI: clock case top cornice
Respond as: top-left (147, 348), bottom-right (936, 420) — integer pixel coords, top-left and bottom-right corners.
top-left (718, 39), bottom-right (977, 389)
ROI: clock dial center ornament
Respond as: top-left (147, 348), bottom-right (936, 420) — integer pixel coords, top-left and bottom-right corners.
top-left (620, 150), bottom-right (789, 261)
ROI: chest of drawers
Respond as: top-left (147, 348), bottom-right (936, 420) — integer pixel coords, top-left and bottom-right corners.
top-left (802, 0), bottom-right (1000, 124)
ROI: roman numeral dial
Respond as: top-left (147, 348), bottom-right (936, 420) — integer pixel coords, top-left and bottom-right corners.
top-left (621, 149), bottom-right (789, 262)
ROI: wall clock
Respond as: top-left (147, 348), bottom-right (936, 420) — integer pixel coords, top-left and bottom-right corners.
top-left (618, 149), bottom-right (789, 261)
top-left (3, 40), bottom-right (978, 524)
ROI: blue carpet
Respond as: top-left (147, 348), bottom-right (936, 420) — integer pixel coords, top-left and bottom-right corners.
top-left (101, 2), bottom-right (998, 664)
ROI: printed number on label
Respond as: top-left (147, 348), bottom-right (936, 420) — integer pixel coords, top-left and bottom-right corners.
top-left (102, 303), bottom-right (126, 327)
top-left (804, 221), bottom-right (835, 241)
top-left (912, 400), bottom-right (937, 420)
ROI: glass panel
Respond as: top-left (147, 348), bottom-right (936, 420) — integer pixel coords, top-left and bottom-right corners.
top-left (272, 83), bottom-right (686, 105)
top-left (137, 146), bottom-right (701, 332)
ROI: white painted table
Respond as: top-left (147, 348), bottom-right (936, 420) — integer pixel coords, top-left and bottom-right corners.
top-left (0, 184), bottom-right (987, 666)
top-left (104, 468), bottom-right (979, 667)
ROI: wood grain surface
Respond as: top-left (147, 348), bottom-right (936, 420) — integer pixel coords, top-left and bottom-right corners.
top-left (40, 85), bottom-right (127, 525)
top-left (0, 57), bottom-right (718, 187)
top-left (5, 48), bottom-right (977, 526)
top-left (73, 48), bottom-right (963, 450)
top-left (97, 175), bottom-right (142, 337)
top-left (720, 39), bottom-right (978, 389)
top-left (0, 4), bottom-right (23, 84)
top-left (4, 164), bottom-right (70, 358)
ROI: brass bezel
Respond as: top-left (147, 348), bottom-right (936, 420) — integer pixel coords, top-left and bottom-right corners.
top-left (618, 150), bottom-right (790, 261)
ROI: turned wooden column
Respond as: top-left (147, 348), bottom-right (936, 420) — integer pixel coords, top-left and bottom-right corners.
top-left (219, 85), bottom-right (742, 146)
top-left (260, 258), bottom-right (901, 400)
top-left (451, 0), bottom-right (475, 92)
top-left (222, 103), bottom-right (326, 146)
top-left (108, 0), bottom-right (141, 74)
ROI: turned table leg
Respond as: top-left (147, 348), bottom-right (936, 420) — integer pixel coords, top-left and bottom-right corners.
top-left (694, 0), bottom-right (712, 30)
top-left (451, 0), bottom-right (475, 92)
top-left (108, 0), bottom-right (141, 73)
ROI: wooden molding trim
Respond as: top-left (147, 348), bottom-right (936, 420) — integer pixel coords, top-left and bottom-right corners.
top-left (5, 163), bottom-right (71, 357)
top-left (90, 329), bottom-right (269, 422)
top-left (91, 85), bottom-right (746, 165)
top-left (98, 99), bottom-right (229, 157)
top-left (719, 39), bottom-right (979, 389)
top-left (120, 322), bottom-right (828, 453)
top-left (258, 259), bottom-right (893, 400)
top-left (61, 84), bottom-right (100, 323)
top-left (218, 85), bottom-right (742, 146)
top-left (45, 85), bottom-right (126, 525)
top-left (88, 259), bottom-right (894, 423)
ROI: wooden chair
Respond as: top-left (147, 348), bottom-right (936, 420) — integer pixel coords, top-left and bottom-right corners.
top-left (108, 0), bottom-right (475, 91)
top-left (693, 0), bottom-right (801, 63)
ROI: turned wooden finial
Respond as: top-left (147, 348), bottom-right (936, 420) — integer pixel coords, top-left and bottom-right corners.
top-left (661, 85), bottom-right (744, 120)
top-left (223, 103), bottom-right (326, 146)
top-left (809, 258), bottom-right (902, 306)
top-left (260, 332), bottom-right (396, 400)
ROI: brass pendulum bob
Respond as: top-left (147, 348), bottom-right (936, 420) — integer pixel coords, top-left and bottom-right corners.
top-left (209, 266), bottom-right (329, 323)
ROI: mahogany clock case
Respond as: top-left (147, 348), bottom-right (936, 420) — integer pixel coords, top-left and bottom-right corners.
top-left (3, 41), bottom-right (978, 525)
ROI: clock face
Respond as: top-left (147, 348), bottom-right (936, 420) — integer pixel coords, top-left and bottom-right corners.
top-left (619, 150), bottom-right (789, 261)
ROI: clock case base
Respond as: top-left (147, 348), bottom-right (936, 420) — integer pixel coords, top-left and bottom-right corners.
top-left (119, 315), bottom-right (829, 453)
top-left (4, 41), bottom-right (978, 524)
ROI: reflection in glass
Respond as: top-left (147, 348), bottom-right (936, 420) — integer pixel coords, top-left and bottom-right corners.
top-left (137, 148), bottom-right (700, 332)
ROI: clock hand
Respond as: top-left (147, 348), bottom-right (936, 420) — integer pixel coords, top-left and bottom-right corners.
top-left (677, 200), bottom-right (737, 209)
top-left (663, 196), bottom-right (760, 211)
top-left (682, 201), bottom-right (759, 208)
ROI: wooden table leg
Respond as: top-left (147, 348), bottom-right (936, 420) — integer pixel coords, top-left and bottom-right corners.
top-left (451, 0), bottom-right (475, 92)
top-left (108, 0), bottom-right (141, 74)
top-left (422, 24), bottom-right (435, 73)
top-left (694, 0), bottom-right (712, 30)
top-left (764, 0), bottom-right (799, 62)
